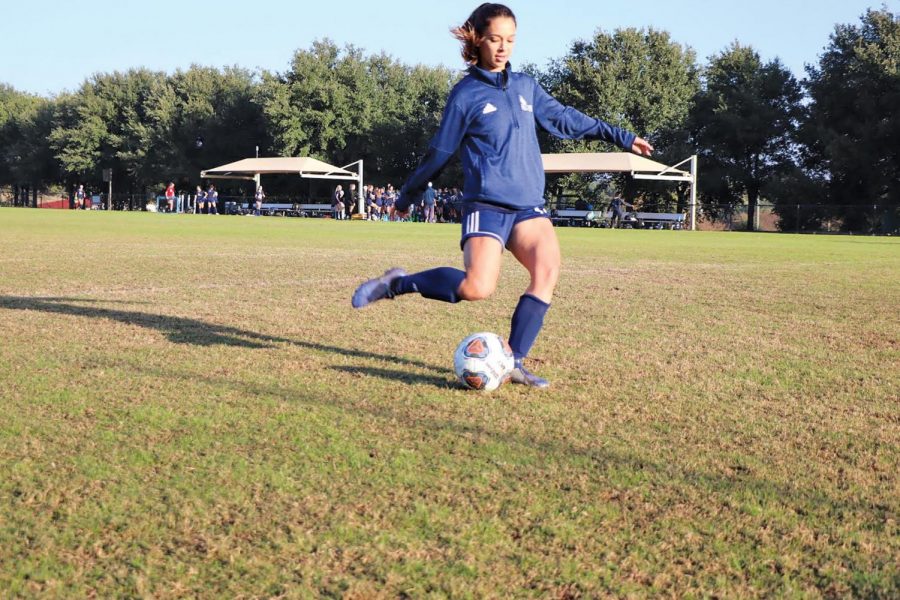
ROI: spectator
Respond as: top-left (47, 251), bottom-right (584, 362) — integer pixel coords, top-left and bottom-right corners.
top-left (74, 184), bottom-right (85, 210)
top-left (195, 185), bottom-right (206, 214)
top-left (422, 182), bottom-right (437, 223)
top-left (365, 185), bottom-right (377, 220)
top-left (447, 188), bottom-right (461, 223)
top-left (254, 186), bottom-right (265, 216)
top-left (165, 182), bottom-right (175, 213)
top-left (333, 185), bottom-right (345, 220)
top-left (384, 184), bottom-right (396, 221)
top-left (207, 184), bottom-right (218, 214)
top-left (347, 183), bottom-right (357, 219)
top-left (609, 196), bottom-right (633, 228)
top-left (374, 187), bottom-right (384, 221)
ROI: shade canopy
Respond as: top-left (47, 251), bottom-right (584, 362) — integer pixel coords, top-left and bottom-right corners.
top-left (201, 157), bottom-right (354, 180)
top-left (541, 152), bottom-right (689, 177)
top-left (201, 156), bottom-right (365, 212)
top-left (542, 151), bottom-right (699, 230)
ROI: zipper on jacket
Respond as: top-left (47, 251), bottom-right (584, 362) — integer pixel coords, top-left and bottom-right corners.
top-left (502, 73), bottom-right (520, 129)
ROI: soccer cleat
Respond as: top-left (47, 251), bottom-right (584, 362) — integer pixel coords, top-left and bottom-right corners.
top-left (508, 359), bottom-right (550, 388)
top-left (351, 267), bottom-right (407, 308)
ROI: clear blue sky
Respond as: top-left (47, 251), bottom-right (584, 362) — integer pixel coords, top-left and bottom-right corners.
top-left (1, 0), bottom-right (893, 96)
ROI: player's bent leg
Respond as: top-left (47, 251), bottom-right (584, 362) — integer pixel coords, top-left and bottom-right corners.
top-left (457, 236), bottom-right (503, 301)
top-left (350, 237), bottom-right (503, 308)
top-left (508, 217), bottom-right (561, 303)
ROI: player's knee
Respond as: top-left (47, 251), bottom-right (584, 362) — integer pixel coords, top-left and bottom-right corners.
top-left (459, 276), bottom-right (497, 301)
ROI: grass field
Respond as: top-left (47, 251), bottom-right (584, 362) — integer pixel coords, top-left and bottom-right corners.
top-left (1, 209), bottom-right (897, 598)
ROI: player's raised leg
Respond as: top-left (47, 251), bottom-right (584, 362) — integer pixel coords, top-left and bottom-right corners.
top-left (505, 216), bottom-right (560, 388)
top-left (350, 236), bottom-right (503, 308)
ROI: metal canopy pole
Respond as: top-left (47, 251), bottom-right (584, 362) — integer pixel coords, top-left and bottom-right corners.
top-left (338, 160), bottom-right (364, 214)
top-left (690, 155), bottom-right (698, 231)
top-left (357, 159), bottom-right (364, 215)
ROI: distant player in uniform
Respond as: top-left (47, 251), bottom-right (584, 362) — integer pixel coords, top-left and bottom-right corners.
top-left (74, 184), bottom-right (85, 209)
top-left (195, 185), bottom-right (206, 214)
top-left (351, 3), bottom-right (653, 387)
top-left (365, 185), bottom-right (377, 220)
top-left (207, 184), bottom-right (218, 215)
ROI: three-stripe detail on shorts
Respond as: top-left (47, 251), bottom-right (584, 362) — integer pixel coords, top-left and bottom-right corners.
top-left (466, 211), bottom-right (480, 235)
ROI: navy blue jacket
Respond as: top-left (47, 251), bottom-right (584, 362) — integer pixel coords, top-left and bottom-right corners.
top-left (399, 63), bottom-right (636, 211)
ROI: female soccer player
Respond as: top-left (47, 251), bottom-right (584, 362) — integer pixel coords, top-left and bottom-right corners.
top-left (351, 3), bottom-right (653, 388)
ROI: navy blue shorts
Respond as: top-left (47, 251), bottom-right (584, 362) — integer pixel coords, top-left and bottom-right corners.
top-left (460, 202), bottom-right (549, 250)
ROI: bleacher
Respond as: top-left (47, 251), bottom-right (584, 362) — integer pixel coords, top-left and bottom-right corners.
top-left (550, 208), bottom-right (686, 229)
top-left (550, 209), bottom-right (606, 227)
top-left (258, 203), bottom-right (332, 217)
top-left (630, 212), bottom-right (686, 229)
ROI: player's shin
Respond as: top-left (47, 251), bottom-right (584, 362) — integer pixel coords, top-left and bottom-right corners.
top-left (508, 293), bottom-right (550, 360)
top-left (392, 267), bottom-right (466, 303)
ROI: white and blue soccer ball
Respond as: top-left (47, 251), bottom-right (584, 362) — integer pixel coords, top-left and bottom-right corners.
top-left (453, 332), bottom-right (515, 391)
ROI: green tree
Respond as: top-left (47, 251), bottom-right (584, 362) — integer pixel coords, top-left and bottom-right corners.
top-left (259, 40), bottom-right (361, 160)
top-left (48, 67), bottom-right (267, 199)
top-left (690, 44), bottom-right (803, 230)
top-left (259, 40), bottom-right (456, 189)
top-left (801, 7), bottom-right (900, 232)
top-left (0, 85), bottom-right (58, 197)
top-left (539, 27), bottom-right (699, 205)
top-left (49, 69), bottom-right (168, 192)
top-left (164, 66), bottom-right (268, 192)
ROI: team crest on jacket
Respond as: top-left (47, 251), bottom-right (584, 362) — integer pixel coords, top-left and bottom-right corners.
top-left (519, 95), bottom-right (533, 112)
top-left (483, 102), bottom-right (498, 114)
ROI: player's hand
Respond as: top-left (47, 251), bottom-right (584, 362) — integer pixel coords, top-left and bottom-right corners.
top-left (631, 137), bottom-right (654, 156)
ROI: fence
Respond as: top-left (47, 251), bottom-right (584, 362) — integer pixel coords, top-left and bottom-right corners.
top-left (697, 203), bottom-right (899, 235)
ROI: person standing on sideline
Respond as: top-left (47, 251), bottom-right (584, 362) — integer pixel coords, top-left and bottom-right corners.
top-left (351, 3), bottom-right (653, 387)
top-left (207, 184), bottom-right (218, 214)
top-left (608, 196), bottom-right (633, 228)
top-left (422, 182), bottom-right (437, 223)
top-left (164, 182), bottom-right (175, 213)
top-left (333, 185), bottom-right (345, 220)
top-left (254, 186), bottom-right (265, 216)
top-left (374, 187), bottom-right (384, 221)
top-left (347, 183), bottom-right (357, 219)
top-left (195, 185), bottom-right (206, 214)
top-left (74, 184), bottom-right (85, 209)
top-left (366, 185), bottom-right (377, 220)
top-left (383, 184), bottom-right (396, 221)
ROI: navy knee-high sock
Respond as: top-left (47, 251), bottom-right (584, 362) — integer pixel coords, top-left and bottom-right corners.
top-left (508, 294), bottom-right (550, 360)
top-left (392, 267), bottom-right (466, 303)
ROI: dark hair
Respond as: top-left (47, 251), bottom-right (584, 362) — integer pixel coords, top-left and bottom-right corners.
top-left (451, 3), bottom-right (517, 65)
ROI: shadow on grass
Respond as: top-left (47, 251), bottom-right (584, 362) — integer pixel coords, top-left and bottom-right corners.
top-left (0, 295), bottom-right (442, 372)
top-left (330, 365), bottom-right (458, 389)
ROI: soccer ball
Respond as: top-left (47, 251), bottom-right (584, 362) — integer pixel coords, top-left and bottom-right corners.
top-left (453, 332), bottom-right (515, 391)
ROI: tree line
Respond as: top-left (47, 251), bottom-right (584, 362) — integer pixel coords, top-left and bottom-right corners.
top-left (1, 7), bottom-right (896, 231)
